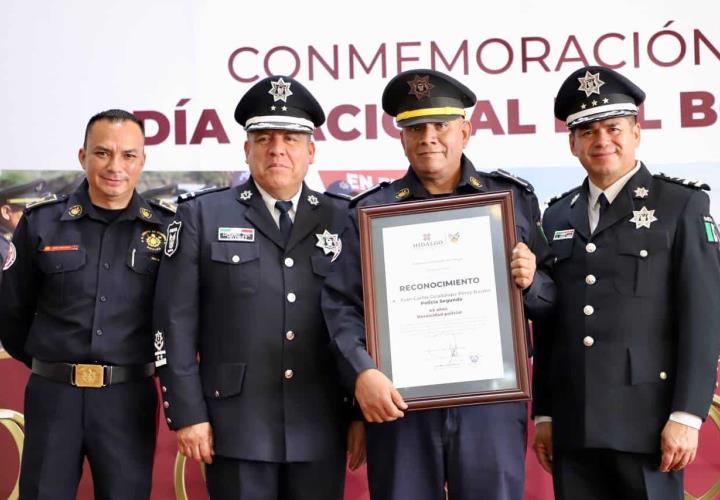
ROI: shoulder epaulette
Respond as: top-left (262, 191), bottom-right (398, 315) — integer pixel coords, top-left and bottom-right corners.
top-left (489, 169), bottom-right (534, 193)
top-left (654, 173), bottom-right (710, 191)
top-left (148, 198), bottom-right (177, 214)
top-left (546, 187), bottom-right (581, 207)
top-left (324, 191), bottom-right (352, 203)
top-left (24, 193), bottom-right (67, 211)
top-left (177, 186), bottom-right (229, 203)
top-left (349, 181), bottom-right (391, 208)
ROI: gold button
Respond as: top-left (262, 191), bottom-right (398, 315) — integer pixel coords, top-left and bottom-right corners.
top-left (284, 369), bottom-right (294, 380)
top-left (284, 257), bottom-right (294, 267)
top-left (163, 401), bottom-right (169, 409)
top-left (287, 292), bottom-right (296, 303)
top-left (231, 255), bottom-right (240, 263)
top-left (586, 243), bottom-right (597, 253)
top-left (583, 336), bottom-right (595, 347)
top-left (585, 274), bottom-right (597, 285)
top-left (659, 371), bottom-right (668, 380)
top-left (583, 305), bottom-right (594, 316)
top-left (286, 330), bottom-right (295, 341)
top-left (639, 249), bottom-right (648, 258)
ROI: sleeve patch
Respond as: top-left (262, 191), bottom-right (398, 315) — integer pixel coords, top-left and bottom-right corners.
top-left (703, 216), bottom-right (719, 243)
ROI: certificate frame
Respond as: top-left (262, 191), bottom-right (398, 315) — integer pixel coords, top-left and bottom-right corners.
top-left (358, 191), bottom-right (530, 410)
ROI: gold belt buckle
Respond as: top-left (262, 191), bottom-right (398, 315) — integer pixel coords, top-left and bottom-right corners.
top-left (73, 364), bottom-right (105, 388)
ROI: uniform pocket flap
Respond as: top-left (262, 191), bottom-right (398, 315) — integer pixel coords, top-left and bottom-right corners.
top-left (311, 254), bottom-right (331, 277)
top-left (550, 238), bottom-right (574, 262)
top-left (617, 230), bottom-right (669, 257)
top-left (629, 344), bottom-right (673, 385)
top-left (201, 362), bottom-right (247, 399)
top-left (210, 242), bottom-right (259, 265)
top-left (37, 247), bottom-right (87, 273)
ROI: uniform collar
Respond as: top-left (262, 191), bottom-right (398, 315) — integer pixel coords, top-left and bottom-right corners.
top-left (393, 154), bottom-right (484, 201)
top-left (588, 161), bottom-right (640, 208)
top-left (60, 179), bottom-right (160, 224)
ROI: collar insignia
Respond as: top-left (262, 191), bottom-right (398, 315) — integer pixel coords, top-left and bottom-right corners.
top-left (307, 194), bottom-right (319, 206)
top-left (395, 187), bottom-right (410, 200)
top-left (68, 204), bottom-right (83, 217)
top-left (239, 190), bottom-right (253, 201)
top-left (633, 186), bottom-right (649, 199)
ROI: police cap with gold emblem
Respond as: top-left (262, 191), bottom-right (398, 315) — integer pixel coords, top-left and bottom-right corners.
top-left (234, 75), bottom-right (325, 134)
top-left (554, 65), bottom-right (645, 129)
top-left (0, 179), bottom-right (48, 207)
top-left (382, 69), bottom-right (476, 128)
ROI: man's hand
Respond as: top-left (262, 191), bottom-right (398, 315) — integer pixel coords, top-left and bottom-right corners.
top-left (660, 420), bottom-right (699, 472)
top-left (355, 368), bottom-right (407, 423)
top-left (346, 420), bottom-right (367, 470)
top-left (177, 422), bottom-right (215, 464)
top-left (510, 242), bottom-right (536, 290)
top-left (532, 421), bottom-right (553, 474)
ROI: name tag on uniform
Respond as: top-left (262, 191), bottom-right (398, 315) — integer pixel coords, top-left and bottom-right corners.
top-left (218, 227), bottom-right (255, 242)
top-left (41, 244), bottom-right (80, 252)
top-left (553, 229), bottom-right (575, 241)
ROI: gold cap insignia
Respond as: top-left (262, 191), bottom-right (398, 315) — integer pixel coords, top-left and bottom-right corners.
top-left (68, 204), bottom-right (83, 217)
top-left (395, 187), bottom-right (410, 200)
top-left (140, 207), bottom-right (153, 219)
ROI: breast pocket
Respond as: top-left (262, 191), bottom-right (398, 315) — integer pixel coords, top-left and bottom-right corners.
top-left (37, 248), bottom-right (87, 304)
top-left (210, 242), bottom-right (260, 295)
top-left (613, 230), bottom-right (670, 297)
top-left (549, 238), bottom-right (574, 265)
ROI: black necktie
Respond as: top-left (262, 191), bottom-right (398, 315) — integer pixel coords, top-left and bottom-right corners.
top-left (597, 193), bottom-right (610, 227)
top-left (275, 200), bottom-right (293, 243)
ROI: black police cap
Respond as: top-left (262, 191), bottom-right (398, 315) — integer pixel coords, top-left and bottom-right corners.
top-left (382, 69), bottom-right (476, 127)
top-left (234, 76), bottom-right (325, 133)
top-left (555, 65), bottom-right (645, 129)
top-left (0, 179), bottom-right (48, 206)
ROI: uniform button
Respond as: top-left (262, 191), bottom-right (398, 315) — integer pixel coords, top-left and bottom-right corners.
top-left (99, 296), bottom-right (107, 303)
top-left (583, 305), bottom-right (594, 316)
top-left (96, 329), bottom-right (103, 336)
top-left (163, 401), bottom-right (170, 409)
top-left (166, 418), bottom-right (172, 424)
top-left (284, 257), bottom-right (294, 268)
top-left (585, 274), bottom-right (597, 285)
top-left (286, 330), bottom-right (295, 341)
top-left (639, 249), bottom-right (648, 258)
top-left (162, 386), bottom-right (167, 393)
top-left (583, 336), bottom-right (595, 347)
top-left (284, 369), bottom-right (294, 380)
top-left (103, 262), bottom-right (110, 269)
top-left (287, 292), bottom-right (296, 303)
top-left (214, 390), bottom-right (220, 398)
top-left (659, 371), bottom-right (668, 380)
top-left (586, 243), bottom-right (597, 253)
top-left (231, 255), bottom-right (240, 263)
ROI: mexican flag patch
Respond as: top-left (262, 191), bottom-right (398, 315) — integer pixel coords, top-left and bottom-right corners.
top-left (703, 216), bottom-right (719, 243)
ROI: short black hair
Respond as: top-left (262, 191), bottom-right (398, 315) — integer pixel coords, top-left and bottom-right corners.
top-left (83, 109), bottom-right (144, 148)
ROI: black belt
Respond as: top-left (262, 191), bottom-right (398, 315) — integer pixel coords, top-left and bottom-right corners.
top-left (32, 359), bottom-right (155, 388)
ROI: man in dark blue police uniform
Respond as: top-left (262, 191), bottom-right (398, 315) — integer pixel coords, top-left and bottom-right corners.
top-left (152, 76), bottom-right (364, 500)
top-left (0, 109), bottom-right (175, 499)
top-left (532, 66), bottom-right (720, 500)
top-left (322, 69), bottom-right (556, 500)
top-left (0, 180), bottom-right (48, 287)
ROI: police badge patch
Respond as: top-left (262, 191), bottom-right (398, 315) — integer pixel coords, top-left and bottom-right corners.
top-left (315, 230), bottom-right (342, 262)
top-left (164, 221), bottom-right (182, 257)
top-left (154, 330), bottom-right (167, 367)
top-left (3, 242), bottom-right (16, 270)
top-left (141, 230), bottom-right (166, 251)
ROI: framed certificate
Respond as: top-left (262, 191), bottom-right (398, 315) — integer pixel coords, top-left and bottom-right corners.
top-left (358, 191), bottom-right (530, 410)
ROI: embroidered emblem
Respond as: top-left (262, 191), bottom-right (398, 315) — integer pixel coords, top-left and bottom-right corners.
top-left (239, 190), bottom-right (253, 201)
top-left (269, 78), bottom-right (293, 102)
top-left (553, 229), bottom-right (575, 241)
top-left (703, 216), bottom-right (719, 243)
top-left (140, 207), bottom-right (153, 220)
top-left (307, 194), bottom-right (319, 206)
top-left (395, 187), bottom-right (410, 200)
top-left (468, 176), bottom-right (483, 189)
top-left (218, 227), bottom-right (255, 242)
top-left (141, 230), bottom-right (166, 251)
top-left (3, 242), bottom-right (16, 270)
top-left (633, 187), bottom-right (649, 199)
top-left (315, 229), bottom-right (342, 263)
top-left (68, 204), bottom-right (83, 217)
top-left (164, 221), bottom-right (182, 257)
top-left (577, 70), bottom-right (605, 97)
top-left (154, 330), bottom-right (167, 367)
top-left (407, 74), bottom-right (434, 100)
top-left (629, 206), bottom-right (657, 229)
